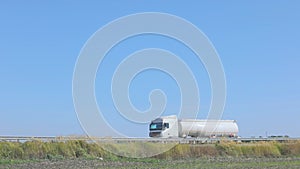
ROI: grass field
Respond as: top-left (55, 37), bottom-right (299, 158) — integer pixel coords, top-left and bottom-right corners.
top-left (0, 140), bottom-right (300, 168)
top-left (1, 157), bottom-right (300, 169)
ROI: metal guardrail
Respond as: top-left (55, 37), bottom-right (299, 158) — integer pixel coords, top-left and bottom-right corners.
top-left (0, 136), bottom-right (299, 144)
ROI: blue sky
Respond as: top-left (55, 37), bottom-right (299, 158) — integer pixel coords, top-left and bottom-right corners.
top-left (0, 1), bottom-right (299, 137)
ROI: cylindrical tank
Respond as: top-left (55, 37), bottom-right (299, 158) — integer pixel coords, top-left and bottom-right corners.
top-left (178, 119), bottom-right (238, 137)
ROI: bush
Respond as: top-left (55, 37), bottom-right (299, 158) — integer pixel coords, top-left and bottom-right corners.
top-left (216, 141), bottom-right (281, 157)
top-left (280, 141), bottom-right (300, 156)
top-left (216, 142), bottom-right (242, 157)
top-left (0, 142), bottom-right (24, 159)
top-left (190, 144), bottom-right (218, 157)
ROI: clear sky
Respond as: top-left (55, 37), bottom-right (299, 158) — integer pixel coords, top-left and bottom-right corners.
top-left (0, 1), bottom-right (299, 138)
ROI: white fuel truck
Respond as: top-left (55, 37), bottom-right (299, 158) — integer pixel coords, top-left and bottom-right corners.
top-left (149, 115), bottom-right (238, 138)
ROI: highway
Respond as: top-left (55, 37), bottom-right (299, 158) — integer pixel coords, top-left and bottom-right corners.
top-left (0, 136), bottom-right (298, 144)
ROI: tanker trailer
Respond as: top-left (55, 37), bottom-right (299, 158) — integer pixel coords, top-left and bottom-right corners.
top-left (149, 115), bottom-right (238, 138)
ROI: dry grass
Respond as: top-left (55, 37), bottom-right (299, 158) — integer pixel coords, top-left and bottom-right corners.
top-left (156, 140), bottom-right (300, 159)
top-left (0, 140), bottom-right (112, 160)
top-left (1, 140), bottom-right (300, 160)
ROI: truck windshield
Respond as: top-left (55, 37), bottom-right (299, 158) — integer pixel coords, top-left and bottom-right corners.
top-left (149, 123), bottom-right (163, 130)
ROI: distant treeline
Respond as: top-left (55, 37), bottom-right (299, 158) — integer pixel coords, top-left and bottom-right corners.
top-left (0, 140), bottom-right (300, 160)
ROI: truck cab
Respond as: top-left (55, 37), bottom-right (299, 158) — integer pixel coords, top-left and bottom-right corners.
top-left (149, 115), bottom-right (178, 138)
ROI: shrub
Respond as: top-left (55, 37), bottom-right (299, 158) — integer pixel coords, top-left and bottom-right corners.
top-left (0, 142), bottom-right (24, 159)
top-left (280, 141), bottom-right (300, 156)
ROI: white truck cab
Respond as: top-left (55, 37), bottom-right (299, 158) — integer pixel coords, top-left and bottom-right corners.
top-left (149, 115), bottom-right (179, 138)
